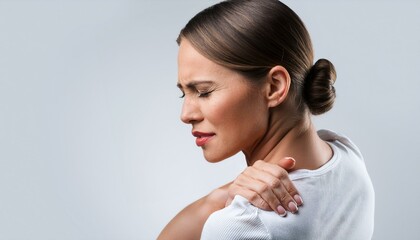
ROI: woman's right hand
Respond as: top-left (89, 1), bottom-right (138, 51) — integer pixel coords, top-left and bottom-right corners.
top-left (226, 157), bottom-right (303, 216)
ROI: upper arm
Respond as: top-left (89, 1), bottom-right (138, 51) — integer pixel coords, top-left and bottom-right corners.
top-left (200, 195), bottom-right (271, 240)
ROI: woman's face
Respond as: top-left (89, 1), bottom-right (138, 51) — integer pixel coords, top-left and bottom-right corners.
top-left (177, 40), bottom-right (269, 162)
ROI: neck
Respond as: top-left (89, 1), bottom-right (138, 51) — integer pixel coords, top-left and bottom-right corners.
top-left (243, 114), bottom-right (332, 170)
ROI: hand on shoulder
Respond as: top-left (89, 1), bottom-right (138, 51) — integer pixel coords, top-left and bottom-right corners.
top-left (226, 157), bottom-right (303, 216)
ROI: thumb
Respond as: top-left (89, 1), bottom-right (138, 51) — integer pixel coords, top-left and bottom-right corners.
top-left (277, 157), bottom-right (296, 171)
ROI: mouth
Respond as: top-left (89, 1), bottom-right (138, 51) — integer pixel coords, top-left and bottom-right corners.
top-left (192, 131), bottom-right (215, 147)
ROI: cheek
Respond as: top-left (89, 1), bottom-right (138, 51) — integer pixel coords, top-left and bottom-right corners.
top-left (235, 99), bottom-right (268, 143)
top-left (205, 96), bottom-right (241, 126)
top-left (208, 91), bottom-right (268, 147)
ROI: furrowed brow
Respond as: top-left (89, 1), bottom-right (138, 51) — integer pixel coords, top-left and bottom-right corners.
top-left (177, 80), bottom-right (214, 90)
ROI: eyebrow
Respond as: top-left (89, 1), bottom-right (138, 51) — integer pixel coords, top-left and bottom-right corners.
top-left (176, 80), bottom-right (214, 90)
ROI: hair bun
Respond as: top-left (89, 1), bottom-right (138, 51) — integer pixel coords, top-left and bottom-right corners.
top-left (302, 58), bottom-right (337, 115)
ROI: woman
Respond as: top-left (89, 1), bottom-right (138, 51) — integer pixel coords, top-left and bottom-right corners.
top-left (159, 0), bottom-right (375, 239)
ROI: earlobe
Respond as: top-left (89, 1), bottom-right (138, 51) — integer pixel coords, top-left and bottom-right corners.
top-left (266, 66), bottom-right (291, 108)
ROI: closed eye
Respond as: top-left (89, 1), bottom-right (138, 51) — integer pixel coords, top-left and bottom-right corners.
top-left (177, 80), bottom-right (215, 99)
top-left (198, 90), bottom-right (213, 98)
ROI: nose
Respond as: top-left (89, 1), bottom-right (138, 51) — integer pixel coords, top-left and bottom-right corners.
top-left (180, 97), bottom-right (203, 124)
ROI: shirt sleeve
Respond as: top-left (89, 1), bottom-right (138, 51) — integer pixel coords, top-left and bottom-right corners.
top-left (200, 195), bottom-right (271, 240)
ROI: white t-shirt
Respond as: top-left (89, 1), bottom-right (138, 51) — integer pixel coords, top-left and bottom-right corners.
top-left (201, 130), bottom-right (375, 240)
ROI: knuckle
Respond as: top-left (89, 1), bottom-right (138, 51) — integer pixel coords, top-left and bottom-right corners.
top-left (250, 192), bottom-right (259, 202)
top-left (236, 174), bottom-right (245, 182)
top-left (244, 166), bottom-right (253, 174)
top-left (285, 185), bottom-right (297, 195)
top-left (277, 170), bottom-right (288, 180)
top-left (256, 183), bottom-right (269, 194)
top-left (272, 198), bottom-right (281, 207)
top-left (278, 167), bottom-right (287, 175)
top-left (272, 167), bottom-right (284, 178)
top-left (279, 192), bottom-right (291, 203)
top-left (236, 175), bottom-right (249, 185)
top-left (269, 179), bottom-right (281, 189)
top-left (258, 199), bottom-right (269, 210)
top-left (254, 160), bottom-right (264, 167)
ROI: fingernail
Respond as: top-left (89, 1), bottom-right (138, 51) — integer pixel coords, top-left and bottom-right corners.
top-left (294, 194), bottom-right (303, 206)
top-left (276, 205), bottom-right (287, 217)
top-left (288, 201), bottom-right (298, 213)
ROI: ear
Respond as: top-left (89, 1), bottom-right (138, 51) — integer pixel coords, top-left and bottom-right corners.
top-left (265, 65), bottom-right (291, 108)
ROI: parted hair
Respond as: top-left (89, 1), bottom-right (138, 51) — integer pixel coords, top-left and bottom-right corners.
top-left (177, 0), bottom-right (336, 115)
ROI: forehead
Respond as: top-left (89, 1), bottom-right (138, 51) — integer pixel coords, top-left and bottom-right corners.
top-left (177, 40), bottom-right (233, 84)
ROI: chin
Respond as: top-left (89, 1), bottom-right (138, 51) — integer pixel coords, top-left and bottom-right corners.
top-left (203, 149), bottom-right (236, 163)
top-left (203, 155), bottom-right (224, 163)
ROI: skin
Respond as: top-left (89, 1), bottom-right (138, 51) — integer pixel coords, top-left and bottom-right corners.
top-left (177, 39), bottom-right (332, 170)
top-left (178, 43), bottom-right (268, 163)
top-left (158, 39), bottom-right (332, 239)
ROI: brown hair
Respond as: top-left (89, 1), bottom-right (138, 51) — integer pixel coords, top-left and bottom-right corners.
top-left (177, 0), bottom-right (336, 115)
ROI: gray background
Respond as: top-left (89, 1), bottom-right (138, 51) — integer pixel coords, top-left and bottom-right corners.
top-left (1, 0), bottom-right (419, 239)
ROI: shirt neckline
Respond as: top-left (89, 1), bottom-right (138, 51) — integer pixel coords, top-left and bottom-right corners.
top-left (288, 140), bottom-right (341, 181)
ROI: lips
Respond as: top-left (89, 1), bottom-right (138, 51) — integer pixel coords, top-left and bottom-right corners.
top-left (192, 131), bottom-right (215, 147)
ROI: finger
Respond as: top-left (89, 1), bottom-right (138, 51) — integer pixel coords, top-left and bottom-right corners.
top-left (253, 160), bottom-right (303, 209)
top-left (280, 175), bottom-right (303, 206)
top-left (228, 183), bottom-right (272, 212)
top-left (254, 160), bottom-right (294, 180)
top-left (277, 157), bottom-right (296, 171)
top-left (253, 160), bottom-right (300, 197)
top-left (243, 166), bottom-right (299, 213)
top-left (234, 173), bottom-right (283, 214)
top-left (272, 181), bottom-right (300, 213)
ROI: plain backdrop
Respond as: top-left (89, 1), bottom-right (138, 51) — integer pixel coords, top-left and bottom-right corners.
top-left (1, 0), bottom-right (419, 239)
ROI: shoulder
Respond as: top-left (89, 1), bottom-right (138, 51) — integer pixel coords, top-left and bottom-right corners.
top-left (201, 195), bottom-right (272, 240)
top-left (318, 129), bottom-right (374, 191)
top-left (318, 129), bottom-right (364, 160)
top-left (317, 129), bottom-right (375, 238)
